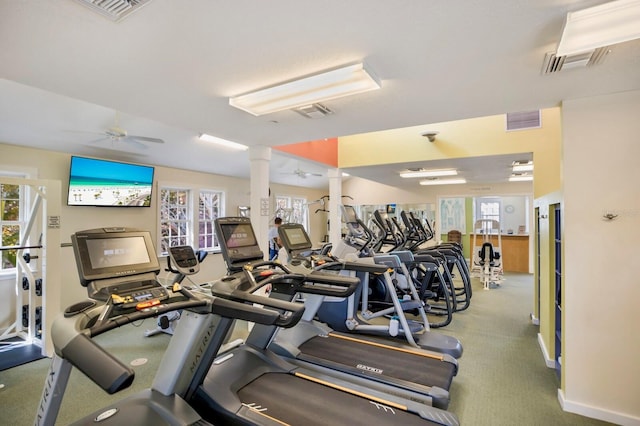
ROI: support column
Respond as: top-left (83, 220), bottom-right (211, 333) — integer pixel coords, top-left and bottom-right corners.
top-left (249, 146), bottom-right (271, 259)
top-left (327, 168), bottom-right (342, 245)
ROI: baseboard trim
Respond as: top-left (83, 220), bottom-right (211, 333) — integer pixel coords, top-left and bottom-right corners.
top-left (530, 313), bottom-right (540, 325)
top-left (537, 333), bottom-right (555, 368)
top-left (558, 389), bottom-right (640, 426)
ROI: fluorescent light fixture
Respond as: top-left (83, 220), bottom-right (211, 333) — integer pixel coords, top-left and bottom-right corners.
top-left (556, 0), bottom-right (640, 56)
top-left (229, 62), bottom-right (381, 116)
top-left (198, 133), bottom-right (248, 151)
top-left (509, 175), bottom-right (533, 182)
top-left (512, 164), bottom-right (534, 172)
top-left (400, 169), bottom-right (458, 178)
top-left (419, 178), bottom-right (466, 186)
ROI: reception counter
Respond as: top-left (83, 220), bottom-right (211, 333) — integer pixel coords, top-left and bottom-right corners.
top-left (470, 233), bottom-right (530, 273)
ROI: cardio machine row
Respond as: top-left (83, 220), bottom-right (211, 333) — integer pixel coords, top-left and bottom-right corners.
top-left (36, 220), bottom-right (463, 426)
top-left (334, 205), bottom-right (472, 331)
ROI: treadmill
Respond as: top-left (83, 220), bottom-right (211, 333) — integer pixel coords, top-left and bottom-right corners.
top-left (190, 217), bottom-right (460, 426)
top-left (266, 222), bottom-right (458, 409)
top-left (36, 228), bottom-right (305, 425)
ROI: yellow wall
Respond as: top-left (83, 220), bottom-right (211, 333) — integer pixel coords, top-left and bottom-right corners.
top-left (338, 108), bottom-right (561, 198)
top-left (534, 192), bottom-right (562, 375)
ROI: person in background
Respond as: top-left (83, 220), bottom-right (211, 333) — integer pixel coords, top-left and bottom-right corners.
top-left (268, 217), bottom-right (283, 260)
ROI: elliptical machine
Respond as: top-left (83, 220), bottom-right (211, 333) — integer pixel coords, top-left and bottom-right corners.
top-left (144, 246), bottom-right (208, 337)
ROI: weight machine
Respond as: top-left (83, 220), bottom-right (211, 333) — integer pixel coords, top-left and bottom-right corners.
top-left (471, 219), bottom-right (504, 290)
top-left (0, 177), bottom-right (61, 358)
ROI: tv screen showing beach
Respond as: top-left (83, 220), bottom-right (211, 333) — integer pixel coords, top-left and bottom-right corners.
top-left (68, 156), bottom-right (155, 207)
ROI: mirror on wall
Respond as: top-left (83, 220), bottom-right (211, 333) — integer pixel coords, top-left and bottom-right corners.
top-left (354, 203), bottom-right (435, 235)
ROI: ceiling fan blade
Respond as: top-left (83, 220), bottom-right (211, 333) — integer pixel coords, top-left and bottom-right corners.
top-left (86, 136), bottom-right (111, 145)
top-left (128, 135), bottom-right (165, 144)
top-left (123, 137), bottom-right (149, 150)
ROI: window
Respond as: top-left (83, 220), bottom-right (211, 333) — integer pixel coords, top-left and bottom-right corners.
top-left (274, 195), bottom-right (308, 229)
top-left (198, 190), bottom-right (222, 250)
top-left (0, 168), bottom-right (34, 274)
top-left (1, 183), bottom-right (22, 270)
top-left (475, 197), bottom-right (501, 233)
top-left (159, 186), bottom-right (224, 255)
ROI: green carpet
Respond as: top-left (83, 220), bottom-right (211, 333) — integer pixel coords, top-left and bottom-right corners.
top-left (435, 273), bottom-right (612, 426)
top-left (0, 274), bottom-right (614, 425)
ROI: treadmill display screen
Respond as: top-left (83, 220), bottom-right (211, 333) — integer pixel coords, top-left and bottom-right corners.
top-left (221, 223), bottom-right (258, 248)
top-left (86, 236), bottom-right (151, 269)
top-left (279, 225), bottom-right (312, 252)
top-left (215, 217), bottom-right (264, 271)
top-left (71, 228), bottom-right (161, 287)
top-left (283, 227), bottom-right (308, 245)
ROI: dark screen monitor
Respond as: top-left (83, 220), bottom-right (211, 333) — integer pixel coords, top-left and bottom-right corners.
top-left (71, 228), bottom-right (160, 287)
top-left (220, 223), bottom-right (257, 248)
top-left (67, 156), bottom-right (155, 207)
top-left (214, 217), bottom-right (264, 271)
top-left (341, 205), bottom-right (359, 224)
top-left (278, 223), bottom-right (312, 252)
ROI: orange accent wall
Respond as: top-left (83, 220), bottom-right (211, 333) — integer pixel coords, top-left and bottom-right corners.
top-left (273, 138), bottom-right (338, 167)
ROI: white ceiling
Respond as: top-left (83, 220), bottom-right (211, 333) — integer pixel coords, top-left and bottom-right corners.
top-left (1, 1), bottom-right (639, 189)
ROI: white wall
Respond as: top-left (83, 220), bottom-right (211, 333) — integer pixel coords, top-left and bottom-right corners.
top-left (561, 90), bottom-right (640, 425)
top-left (0, 143), bottom-right (327, 327)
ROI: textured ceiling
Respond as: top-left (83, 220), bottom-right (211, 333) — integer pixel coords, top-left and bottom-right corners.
top-left (0, 1), bottom-right (639, 188)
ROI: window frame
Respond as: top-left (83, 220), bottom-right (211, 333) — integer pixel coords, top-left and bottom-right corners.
top-left (0, 168), bottom-right (35, 275)
top-left (474, 197), bottom-right (502, 233)
top-left (158, 183), bottom-right (225, 256)
top-left (274, 194), bottom-right (308, 230)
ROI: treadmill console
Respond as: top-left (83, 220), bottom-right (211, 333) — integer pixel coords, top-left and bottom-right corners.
top-left (215, 217), bottom-right (264, 272)
top-left (71, 227), bottom-right (168, 307)
top-left (278, 223), bottom-right (335, 268)
top-left (168, 245), bottom-right (200, 275)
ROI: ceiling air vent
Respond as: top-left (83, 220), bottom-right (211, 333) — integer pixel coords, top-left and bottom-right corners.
top-left (506, 110), bottom-right (541, 131)
top-left (73, 0), bottom-right (154, 22)
top-left (541, 47), bottom-right (610, 74)
top-left (293, 103), bottom-right (333, 119)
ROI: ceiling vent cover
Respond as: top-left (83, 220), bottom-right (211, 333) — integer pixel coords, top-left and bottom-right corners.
top-left (293, 103), bottom-right (333, 119)
top-left (506, 110), bottom-right (541, 131)
top-left (73, 0), bottom-right (154, 22)
top-left (541, 47), bottom-right (610, 74)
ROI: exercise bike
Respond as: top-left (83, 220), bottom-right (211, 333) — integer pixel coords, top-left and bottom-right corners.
top-left (144, 246), bottom-right (208, 337)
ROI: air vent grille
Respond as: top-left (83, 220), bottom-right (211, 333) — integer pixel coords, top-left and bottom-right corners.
top-left (506, 110), bottom-right (541, 131)
top-left (293, 103), bottom-right (333, 119)
top-left (73, 0), bottom-right (154, 22)
top-left (541, 47), bottom-right (610, 74)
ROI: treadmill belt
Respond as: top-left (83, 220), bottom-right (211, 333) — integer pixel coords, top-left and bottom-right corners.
top-left (298, 334), bottom-right (454, 390)
top-left (237, 372), bottom-right (437, 426)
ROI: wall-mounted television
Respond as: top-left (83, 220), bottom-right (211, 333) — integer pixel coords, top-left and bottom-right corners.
top-left (67, 156), bottom-right (155, 207)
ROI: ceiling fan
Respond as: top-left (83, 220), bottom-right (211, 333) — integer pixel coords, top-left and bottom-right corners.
top-left (283, 168), bottom-right (323, 179)
top-left (83, 112), bottom-right (165, 150)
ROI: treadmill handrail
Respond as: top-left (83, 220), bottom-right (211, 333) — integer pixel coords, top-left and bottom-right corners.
top-left (315, 260), bottom-right (389, 274)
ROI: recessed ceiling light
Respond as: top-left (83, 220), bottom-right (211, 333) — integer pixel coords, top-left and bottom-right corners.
top-left (400, 169), bottom-right (457, 178)
top-left (556, 0), bottom-right (640, 56)
top-left (512, 164), bottom-right (534, 172)
top-left (198, 133), bottom-right (248, 151)
top-left (509, 175), bottom-right (533, 182)
top-left (419, 178), bottom-right (466, 186)
top-left (229, 62), bottom-right (381, 116)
